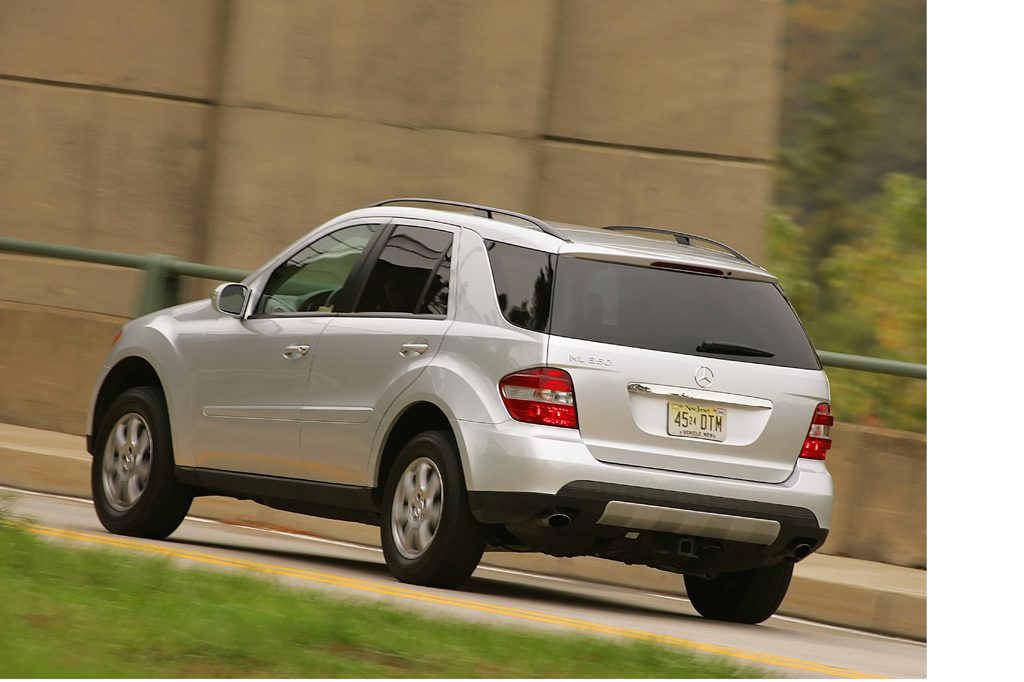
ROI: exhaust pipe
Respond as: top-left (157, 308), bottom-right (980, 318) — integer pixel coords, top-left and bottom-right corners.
top-left (793, 543), bottom-right (812, 559)
top-left (545, 513), bottom-right (572, 529)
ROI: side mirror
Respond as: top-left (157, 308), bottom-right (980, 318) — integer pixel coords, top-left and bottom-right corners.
top-left (212, 283), bottom-right (249, 317)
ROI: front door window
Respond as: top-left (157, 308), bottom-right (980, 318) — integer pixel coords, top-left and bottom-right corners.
top-left (258, 223), bottom-right (379, 315)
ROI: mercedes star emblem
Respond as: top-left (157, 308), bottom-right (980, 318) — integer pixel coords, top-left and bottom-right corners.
top-left (695, 366), bottom-right (714, 388)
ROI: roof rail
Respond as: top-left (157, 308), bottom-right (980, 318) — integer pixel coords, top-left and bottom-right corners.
top-left (602, 225), bottom-right (753, 264)
top-left (370, 197), bottom-right (571, 242)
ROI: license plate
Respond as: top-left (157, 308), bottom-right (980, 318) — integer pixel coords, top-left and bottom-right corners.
top-left (668, 402), bottom-right (726, 441)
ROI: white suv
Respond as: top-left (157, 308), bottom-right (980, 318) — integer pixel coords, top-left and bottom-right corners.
top-left (87, 198), bottom-right (834, 624)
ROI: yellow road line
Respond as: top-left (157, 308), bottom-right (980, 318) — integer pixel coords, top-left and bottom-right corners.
top-left (29, 524), bottom-right (883, 679)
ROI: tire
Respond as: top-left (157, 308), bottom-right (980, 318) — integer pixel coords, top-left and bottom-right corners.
top-left (684, 560), bottom-right (794, 624)
top-left (91, 386), bottom-right (192, 539)
top-left (380, 430), bottom-right (487, 588)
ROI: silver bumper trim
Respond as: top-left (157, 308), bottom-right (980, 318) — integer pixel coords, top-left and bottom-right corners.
top-left (596, 500), bottom-right (782, 545)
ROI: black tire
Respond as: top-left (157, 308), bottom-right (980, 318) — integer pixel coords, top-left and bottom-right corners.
top-left (380, 430), bottom-right (487, 588)
top-left (91, 386), bottom-right (192, 539)
top-left (684, 560), bottom-right (794, 624)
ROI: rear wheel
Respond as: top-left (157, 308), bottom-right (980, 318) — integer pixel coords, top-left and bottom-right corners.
top-left (684, 560), bottom-right (794, 624)
top-left (91, 387), bottom-right (192, 539)
top-left (380, 430), bottom-right (487, 588)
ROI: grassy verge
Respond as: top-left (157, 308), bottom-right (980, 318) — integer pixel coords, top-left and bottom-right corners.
top-left (0, 520), bottom-right (767, 678)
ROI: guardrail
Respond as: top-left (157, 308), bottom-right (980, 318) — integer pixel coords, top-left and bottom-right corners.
top-left (0, 237), bottom-right (249, 318)
top-left (0, 236), bottom-right (926, 380)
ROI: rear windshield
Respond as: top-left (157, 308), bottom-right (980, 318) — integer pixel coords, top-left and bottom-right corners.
top-left (549, 257), bottom-right (820, 370)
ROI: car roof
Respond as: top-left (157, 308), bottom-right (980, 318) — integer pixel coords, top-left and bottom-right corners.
top-left (334, 204), bottom-right (776, 281)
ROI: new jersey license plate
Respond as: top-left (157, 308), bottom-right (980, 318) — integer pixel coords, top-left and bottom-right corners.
top-left (668, 402), bottom-right (726, 441)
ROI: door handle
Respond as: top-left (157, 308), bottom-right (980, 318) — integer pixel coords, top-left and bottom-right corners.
top-left (283, 344), bottom-right (311, 359)
top-left (399, 342), bottom-right (429, 358)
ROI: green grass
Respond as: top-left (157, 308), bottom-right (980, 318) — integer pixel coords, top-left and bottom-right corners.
top-left (0, 521), bottom-right (767, 678)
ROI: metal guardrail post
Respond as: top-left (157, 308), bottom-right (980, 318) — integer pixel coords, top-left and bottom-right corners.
top-left (136, 254), bottom-right (181, 317)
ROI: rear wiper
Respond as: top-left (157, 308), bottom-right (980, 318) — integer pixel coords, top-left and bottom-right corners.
top-left (696, 341), bottom-right (775, 358)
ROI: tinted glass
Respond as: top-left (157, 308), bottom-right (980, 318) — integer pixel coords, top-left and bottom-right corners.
top-left (355, 225), bottom-right (454, 315)
top-left (420, 248), bottom-right (452, 315)
top-left (550, 257), bottom-right (820, 370)
top-left (485, 241), bottom-right (554, 332)
top-left (258, 223), bottom-right (378, 314)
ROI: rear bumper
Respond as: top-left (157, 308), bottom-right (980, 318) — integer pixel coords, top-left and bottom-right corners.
top-left (469, 481), bottom-right (828, 573)
top-left (457, 418), bottom-right (832, 573)
top-left (471, 481), bottom-right (824, 539)
top-left (456, 418), bottom-right (833, 527)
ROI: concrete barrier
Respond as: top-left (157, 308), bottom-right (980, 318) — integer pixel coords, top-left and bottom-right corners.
top-left (0, 1), bottom-right (786, 431)
top-left (0, 81), bottom-right (210, 259)
top-left (0, 424), bottom-right (926, 640)
top-left (824, 423), bottom-right (927, 568)
top-left (205, 107), bottom-right (537, 269)
top-left (0, 0), bottom-right (221, 99)
top-left (0, 303), bottom-right (123, 434)
top-left (546, 0), bottom-right (783, 160)
top-left (220, 0), bottom-right (555, 136)
top-left (535, 139), bottom-right (771, 259)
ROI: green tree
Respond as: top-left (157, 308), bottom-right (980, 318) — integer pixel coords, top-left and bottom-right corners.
top-left (772, 0), bottom-right (926, 433)
top-left (778, 72), bottom-right (875, 271)
top-left (780, 0), bottom-right (926, 198)
top-left (769, 174), bottom-right (926, 432)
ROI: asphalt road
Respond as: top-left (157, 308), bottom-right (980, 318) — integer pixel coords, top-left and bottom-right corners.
top-left (4, 486), bottom-right (925, 679)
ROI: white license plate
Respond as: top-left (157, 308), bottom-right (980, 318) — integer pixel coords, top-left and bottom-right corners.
top-left (668, 402), bottom-right (726, 441)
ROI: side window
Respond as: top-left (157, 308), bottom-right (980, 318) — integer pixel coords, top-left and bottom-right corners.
top-left (485, 240), bottom-right (555, 332)
top-left (258, 223), bottom-right (378, 314)
top-left (420, 248), bottom-right (452, 315)
top-left (354, 225), bottom-right (454, 315)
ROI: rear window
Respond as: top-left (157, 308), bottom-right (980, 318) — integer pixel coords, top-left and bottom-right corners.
top-left (549, 257), bottom-right (820, 370)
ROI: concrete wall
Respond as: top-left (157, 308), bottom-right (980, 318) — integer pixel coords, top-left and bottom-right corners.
top-left (1, 0), bottom-right (778, 270)
top-left (1, 0), bottom-right (781, 402)
top-left (0, 301), bottom-right (123, 434)
top-left (0, 0), bottom-right (927, 569)
top-left (824, 424), bottom-right (927, 568)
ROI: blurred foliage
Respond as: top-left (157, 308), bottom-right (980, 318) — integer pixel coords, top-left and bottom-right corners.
top-left (771, 0), bottom-right (925, 432)
top-left (770, 175), bottom-right (926, 432)
top-left (779, 72), bottom-right (875, 269)
top-left (780, 0), bottom-right (926, 202)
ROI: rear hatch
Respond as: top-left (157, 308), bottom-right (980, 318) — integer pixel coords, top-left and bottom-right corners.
top-left (546, 252), bottom-right (828, 484)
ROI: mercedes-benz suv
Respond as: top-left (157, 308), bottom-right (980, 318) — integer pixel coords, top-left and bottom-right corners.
top-left (87, 198), bottom-right (834, 624)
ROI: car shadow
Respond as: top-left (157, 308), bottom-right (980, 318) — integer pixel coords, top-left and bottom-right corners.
top-left (166, 536), bottom-right (397, 578)
top-left (166, 535), bottom-right (696, 622)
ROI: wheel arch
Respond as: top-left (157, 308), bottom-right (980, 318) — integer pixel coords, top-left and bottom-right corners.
top-left (88, 356), bottom-right (166, 456)
top-left (373, 401), bottom-right (458, 498)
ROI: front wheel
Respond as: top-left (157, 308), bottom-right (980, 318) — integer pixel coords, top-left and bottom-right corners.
top-left (684, 560), bottom-right (794, 624)
top-left (91, 386), bottom-right (192, 539)
top-left (380, 430), bottom-right (487, 588)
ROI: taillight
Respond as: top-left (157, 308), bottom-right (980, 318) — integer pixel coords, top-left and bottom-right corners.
top-left (499, 367), bottom-right (578, 429)
top-left (799, 402), bottom-right (834, 460)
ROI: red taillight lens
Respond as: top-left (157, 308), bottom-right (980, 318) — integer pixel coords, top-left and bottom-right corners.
top-left (499, 367), bottom-right (578, 429)
top-left (799, 402), bottom-right (834, 460)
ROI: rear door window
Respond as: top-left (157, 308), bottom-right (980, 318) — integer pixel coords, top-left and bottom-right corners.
top-left (354, 225), bottom-right (454, 315)
top-left (549, 257), bottom-right (820, 369)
